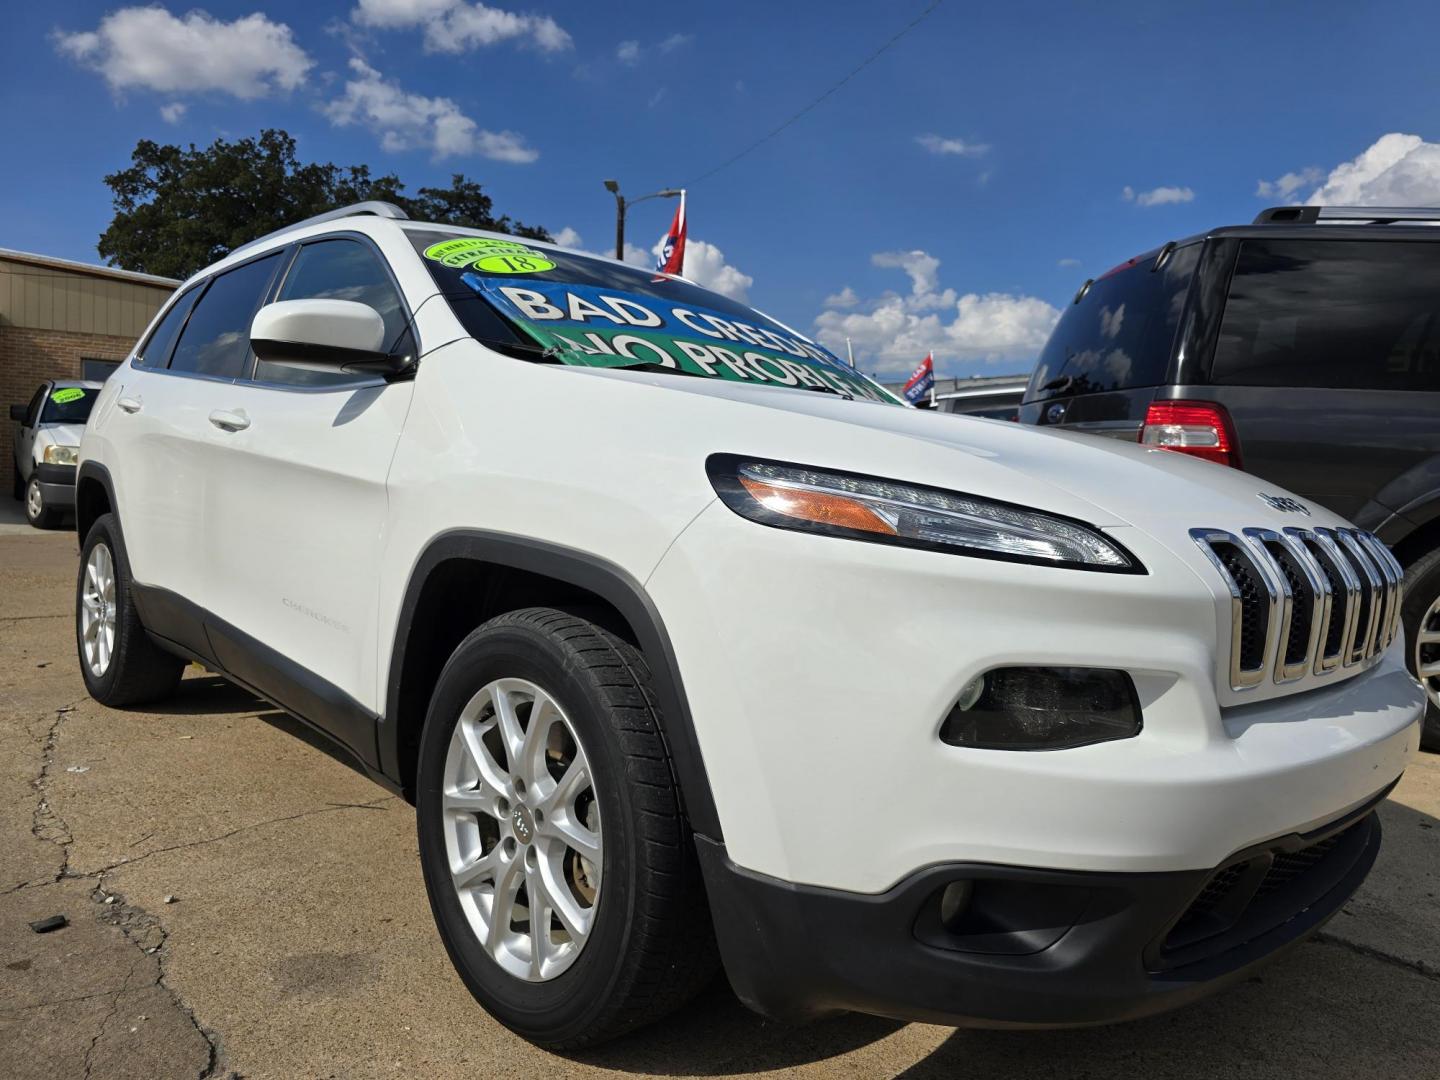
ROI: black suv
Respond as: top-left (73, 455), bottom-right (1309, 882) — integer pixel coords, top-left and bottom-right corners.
top-left (1021, 204), bottom-right (1440, 750)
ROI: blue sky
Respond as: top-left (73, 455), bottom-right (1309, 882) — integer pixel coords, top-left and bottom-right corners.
top-left (5, 0), bottom-right (1440, 378)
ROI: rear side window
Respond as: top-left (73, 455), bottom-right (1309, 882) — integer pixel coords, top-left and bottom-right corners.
top-left (134, 286), bottom-right (200, 368)
top-left (168, 254), bottom-right (282, 379)
top-left (254, 238), bottom-right (408, 387)
top-left (1027, 243), bottom-right (1200, 401)
top-left (1213, 239), bottom-right (1440, 391)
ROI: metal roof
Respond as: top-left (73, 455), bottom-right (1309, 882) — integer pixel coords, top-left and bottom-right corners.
top-left (0, 248), bottom-right (179, 289)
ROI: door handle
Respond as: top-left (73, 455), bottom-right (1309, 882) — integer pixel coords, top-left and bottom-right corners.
top-left (116, 397), bottom-right (142, 414)
top-left (208, 409), bottom-right (250, 432)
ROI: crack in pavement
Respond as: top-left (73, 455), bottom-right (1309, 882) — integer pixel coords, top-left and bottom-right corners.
top-left (1313, 931), bottom-right (1438, 982)
top-left (0, 612), bottom-right (69, 622)
top-left (86, 794), bottom-right (400, 877)
top-left (11, 696), bottom-right (402, 1078)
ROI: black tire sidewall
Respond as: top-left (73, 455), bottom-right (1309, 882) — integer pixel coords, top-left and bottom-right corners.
top-left (415, 621), bottom-right (642, 1043)
top-left (1402, 549), bottom-right (1440, 750)
top-left (75, 515), bottom-right (133, 701)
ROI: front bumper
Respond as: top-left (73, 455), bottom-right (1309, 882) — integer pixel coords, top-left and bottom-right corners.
top-left (33, 462), bottom-right (77, 507)
top-left (648, 501), bottom-right (1423, 891)
top-left (699, 787), bottom-right (1386, 1028)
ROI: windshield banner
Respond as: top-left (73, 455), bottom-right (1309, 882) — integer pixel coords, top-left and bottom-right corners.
top-left (462, 275), bottom-right (899, 403)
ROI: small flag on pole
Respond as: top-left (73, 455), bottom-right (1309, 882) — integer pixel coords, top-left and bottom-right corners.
top-left (656, 190), bottom-right (687, 276)
top-left (902, 353), bottom-right (935, 405)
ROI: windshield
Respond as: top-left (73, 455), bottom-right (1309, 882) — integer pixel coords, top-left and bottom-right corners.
top-left (408, 229), bottom-right (900, 405)
top-left (40, 386), bottom-right (97, 424)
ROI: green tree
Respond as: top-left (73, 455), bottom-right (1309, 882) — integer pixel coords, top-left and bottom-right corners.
top-left (99, 129), bottom-right (551, 279)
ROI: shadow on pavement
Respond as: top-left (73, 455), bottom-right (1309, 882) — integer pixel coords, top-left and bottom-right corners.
top-left (145, 673), bottom-right (370, 777)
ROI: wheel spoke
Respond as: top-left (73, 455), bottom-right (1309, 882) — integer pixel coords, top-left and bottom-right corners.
top-left (535, 851), bottom-right (590, 942)
top-left (486, 855), bottom-right (524, 953)
top-left (1420, 659), bottom-right (1440, 678)
top-left (452, 845), bottom-right (501, 890)
top-left (456, 713), bottom-right (510, 800)
top-left (1420, 629), bottom-right (1440, 646)
top-left (515, 692), bottom-right (556, 787)
top-left (544, 815), bottom-right (601, 864)
top-left (491, 682), bottom-right (527, 766)
top-left (525, 865), bottom-right (553, 977)
top-left (541, 757), bottom-right (590, 817)
top-left (444, 785), bottom-right (502, 819)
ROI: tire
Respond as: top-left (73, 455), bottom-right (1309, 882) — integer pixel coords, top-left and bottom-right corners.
top-left (25, 476), bottom-right (62, 529)
top-left (1401, 546), bottom-right (1440, 753)
top-left (76, 514), bottom-right (185, 707)
top-left (415, 607), bottom-right (717, 1049)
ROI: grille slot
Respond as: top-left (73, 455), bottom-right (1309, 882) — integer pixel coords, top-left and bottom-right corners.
top-left (1190, 526), bottom-right (1399, 690)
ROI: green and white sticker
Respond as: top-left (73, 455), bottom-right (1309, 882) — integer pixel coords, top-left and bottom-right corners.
top-left (423, 237), bottom-right (553, 273)
top-left (50, 387), bottom-right (85, 404)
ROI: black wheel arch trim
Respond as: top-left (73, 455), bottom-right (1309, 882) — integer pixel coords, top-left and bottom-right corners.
top-left (382, 529), bottom-right (723, 841)
top-left (74, 460), bottom-right (119, 547)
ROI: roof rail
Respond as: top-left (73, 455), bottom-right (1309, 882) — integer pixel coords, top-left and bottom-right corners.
top-left (1254, 205), bottom-right (1440, 225)
top-left (228, 201), bottom-right (410, 259)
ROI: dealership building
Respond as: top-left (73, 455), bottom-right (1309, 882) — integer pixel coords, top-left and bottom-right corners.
top-left (1, 247), bottom-right (175, 468)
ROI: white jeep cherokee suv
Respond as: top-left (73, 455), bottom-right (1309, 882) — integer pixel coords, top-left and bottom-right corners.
top-left (75, 202), bottom-right (1424, 1047)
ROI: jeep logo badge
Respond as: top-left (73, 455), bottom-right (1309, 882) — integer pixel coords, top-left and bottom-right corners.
top-left (1258, 493), bottom-right (1310, 516)
top-left (511, 806), bottom-right (534, 844)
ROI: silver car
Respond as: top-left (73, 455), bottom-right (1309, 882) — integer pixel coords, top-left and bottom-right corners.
top-left (9, 380), bottom-right (102, 528)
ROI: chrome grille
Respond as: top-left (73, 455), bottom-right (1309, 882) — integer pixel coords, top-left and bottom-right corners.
top-left (1190, 527), bottom-right (1403, 691)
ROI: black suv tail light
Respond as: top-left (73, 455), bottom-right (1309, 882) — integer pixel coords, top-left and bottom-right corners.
top-left (1139, 400), bottom-right (1242, 469)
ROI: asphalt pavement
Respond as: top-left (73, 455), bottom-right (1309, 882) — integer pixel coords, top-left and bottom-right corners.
top-left (1, 522), bottom-right (1437, 1079)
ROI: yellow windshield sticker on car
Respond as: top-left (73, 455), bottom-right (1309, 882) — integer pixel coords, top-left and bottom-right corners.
top-left (423, 237), bottom-right (548, 270)
top-left (50, 387), bottom-right (85, 404)
top-left (472, 252), bottom-right (556, 275)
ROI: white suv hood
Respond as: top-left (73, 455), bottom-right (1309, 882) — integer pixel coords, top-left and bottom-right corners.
top-left (564, 366), bottom-right (1349, 534)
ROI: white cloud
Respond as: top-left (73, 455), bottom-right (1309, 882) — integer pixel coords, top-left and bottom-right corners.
top-left (616, 32), bottom-right (692, 67)
top-left (1302, 133), bottom-right (1440, 205)
top-left (54, 7), bottom-right (312, 99)
top-left (159, 101), bottom-right (187, 124)
top-left (323, 58), bottom-right (538, 162)
top-left (557, 231), bottom-right (754, 302)
top-left (916, 133), bottom-right (989, 158)
top-left (655, 237), bottom-right (753, 301)
top-left (352, 0), bottom-right (572, 54)
top-left (812, 250), bottom-right (1059, 375)
top-left (1255, 167), bottom-right (1324, 200)
top-left (1122, 184), bottom-right (1195, 207)
top-left (823, 286), bottom-right (860, 308)
top-left (1057, 257), bottom-right (1081, 268)
top-left (648, 87), bottom-right (668, 109)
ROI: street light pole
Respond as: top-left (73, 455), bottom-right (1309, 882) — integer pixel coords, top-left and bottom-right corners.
top-left (602, 180), bottom-right (681, 262)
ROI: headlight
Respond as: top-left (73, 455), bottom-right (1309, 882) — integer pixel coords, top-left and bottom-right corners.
top-left (42, 445), bottom-right (78, 466)
top-left (706, 456), bottom-right (1141, 572)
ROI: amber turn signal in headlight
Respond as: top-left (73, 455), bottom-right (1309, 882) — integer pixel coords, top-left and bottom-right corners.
top-left (708, 455), bottom-right (1142, 572)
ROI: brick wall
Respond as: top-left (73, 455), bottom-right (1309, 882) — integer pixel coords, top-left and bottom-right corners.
top-left (1, 325), bottom-right (136, 474)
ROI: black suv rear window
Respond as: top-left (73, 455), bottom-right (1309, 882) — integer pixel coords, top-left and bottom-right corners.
top-left (1026, 243), bottom-right (1199, 402)
top-left (1213, 239), bottom-right (1440, 392)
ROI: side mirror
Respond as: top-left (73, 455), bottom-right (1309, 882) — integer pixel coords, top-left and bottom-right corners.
top-left (8, 405), bottom-right (25, 423)
top-left (250, 300), bottom-right (408, 377)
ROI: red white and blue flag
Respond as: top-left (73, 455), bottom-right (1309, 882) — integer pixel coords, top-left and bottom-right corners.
top-left (902, 353), bottom-right (935, 404)
top-left (655, 190), bottom-right (687, 276)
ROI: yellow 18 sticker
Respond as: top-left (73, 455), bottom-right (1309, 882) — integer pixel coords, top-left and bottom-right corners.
top-left (473, 252), bottom-right (556, 275)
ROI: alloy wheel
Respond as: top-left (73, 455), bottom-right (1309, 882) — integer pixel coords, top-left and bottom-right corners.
top-left (80, 542), bottom-right (117, 678)
top-left (441, 678), bottom-right (602, 981)
top-left (1418, 593), bottom-right (1440, 713)
top-left (26, 479), bottom-right (42, 521)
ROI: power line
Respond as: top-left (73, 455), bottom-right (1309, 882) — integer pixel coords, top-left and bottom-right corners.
top-left (681, 0), bottom-right (944, 188)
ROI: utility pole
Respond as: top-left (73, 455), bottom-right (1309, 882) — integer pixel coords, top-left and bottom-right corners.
top-left (603, 180), bottom-right (682, 261)
top-left (846, 338), bottom-right (855, 369)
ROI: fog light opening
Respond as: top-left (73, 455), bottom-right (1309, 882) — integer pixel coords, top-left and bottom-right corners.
top-left (938, 881), bottom-right (974, 929)
top-left (938, 666), bottom-right (1142, 751)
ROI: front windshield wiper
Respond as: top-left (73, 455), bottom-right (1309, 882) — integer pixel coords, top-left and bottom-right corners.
top-left (474, 337), bottom-right (566, 363)
top-left (802, 382), bottom-right (853, 400)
